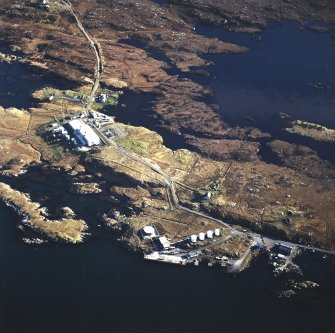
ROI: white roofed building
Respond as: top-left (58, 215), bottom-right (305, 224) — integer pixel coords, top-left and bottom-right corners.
top-left (69, 119), bottom-right (101, 147)
top-left (159, 236), bottom-right (170, 249)
top-left (140, 225), bottom-right (159, 240)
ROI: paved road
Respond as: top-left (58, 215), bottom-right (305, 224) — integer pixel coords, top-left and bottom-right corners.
top-left (60, 0), bottom-right (335, 258)
top-left (117, 141), bottom-right (335, 256)
top-left (96, 125), bottom-right (335, 257)
top-left (258, 233), bottom-right (335, 256)
top-left (58, 0), bottom-right (242, 239)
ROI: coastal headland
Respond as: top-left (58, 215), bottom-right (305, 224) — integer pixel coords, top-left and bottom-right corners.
top-left (0, 0), bottom-right (334, 273)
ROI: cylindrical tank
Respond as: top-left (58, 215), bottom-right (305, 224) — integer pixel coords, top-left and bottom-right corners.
top-left (190, 234), bottom-right (197, 243)
top-left (207, 230), bottom-right (213, 239)
top-left (199, 232), bottom-right (205, 241)
top-left (143, 226), bottom-right (155, 235)
top-left (214, 228), bottom-right (220, 237)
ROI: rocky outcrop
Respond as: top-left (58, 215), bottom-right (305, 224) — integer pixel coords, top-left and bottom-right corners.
top-left (57, 206), bottom-right (76, 219)
top-left (286, 120), bottom-right (335, 142)
top-left (0, 182), bottom-right (88, 243)
top-left (70, 182), bottom-right (102, 194)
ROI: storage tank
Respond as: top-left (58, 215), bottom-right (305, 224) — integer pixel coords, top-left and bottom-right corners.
top-left (207, 230), bottom-right (213, 239)
top-left (199, 232), bottom-right (205, 241)
top-left (214, 228), bottom-right (220, 237)
top-left (190, 234), bottom-right (197, 243)
top-left (143, 226), bottom-right (155, 235)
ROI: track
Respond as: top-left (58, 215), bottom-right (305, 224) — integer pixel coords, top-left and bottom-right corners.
top-left (60, 0), bottom-right (335, 258)
top-left (114, 139), bottom-right (335, 256)
top-left (61, 0), bottom-right (103, 113)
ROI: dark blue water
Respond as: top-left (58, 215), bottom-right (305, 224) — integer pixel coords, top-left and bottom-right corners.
top-left (197, 21), bottom-right (335, 127)
top-left (1, 21), bottom-right (335, 333)
top-left (0, 61), bottom-right (45, 108)
top-left (0, 182), bottom-right (334, 333)
top-left (195, 21), bottom-right (335, 162)
top-left (104, 89), bottom-right (197, 151)
top-left (114, 21), bottom-right (335, 162)
top-left (153, 0), bottom-right (168, 5)
top-left (0, 58), bottom-right (76, 109)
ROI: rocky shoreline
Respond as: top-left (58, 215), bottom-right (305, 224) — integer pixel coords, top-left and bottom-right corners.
top-left (0, 182), bottom-right (88, 243)
top-left (0, 1), bottom-right (334, 253)
top-left (286, 120), bottom-right (335, 143)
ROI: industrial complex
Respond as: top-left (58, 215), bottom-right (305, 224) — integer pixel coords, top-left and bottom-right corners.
top-left (140, 224), bottom-right (234, 267)
top-left (68, 119), bottom-right (101, 147)
top-left (135, 222), bottom-right (305, 274)
top-left (43, 111), bottom-right (124, 149)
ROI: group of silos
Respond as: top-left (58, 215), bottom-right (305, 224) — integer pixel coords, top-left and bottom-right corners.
top-left (190, 228), bottom-right (220, 243)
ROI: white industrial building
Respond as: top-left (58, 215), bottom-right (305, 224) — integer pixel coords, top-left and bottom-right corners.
top-left (69, 119), bottom-right (101, 147)
top-left (144, 252), bottom-right (186, 265)
top-left (140, 225), bottom-right (159, 240)
top-left (159, 236), bottom-right (171, 249)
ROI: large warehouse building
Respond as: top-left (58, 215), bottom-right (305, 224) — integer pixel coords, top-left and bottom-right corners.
top-left (69, 119), bottom-right (101, 147)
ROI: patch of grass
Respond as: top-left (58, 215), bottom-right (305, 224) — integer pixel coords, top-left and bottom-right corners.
top-left (91, 102), bottom-right (103, 111)
top-left (117, 138), bottom-right (150, 155)
top-left (64, 90), bottom-right (88, 101)
top-left (41, 87), bottom-right (58, 99)
top-left (91, 92), bottom-right (121, 110)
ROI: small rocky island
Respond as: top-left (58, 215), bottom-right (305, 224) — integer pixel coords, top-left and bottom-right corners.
top-left (286, 120), bottom-right (335, 142)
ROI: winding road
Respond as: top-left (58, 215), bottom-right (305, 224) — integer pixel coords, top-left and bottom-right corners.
top-left (61, 0), bottom-right (335, 258)
top-left (61, 0), bottom-right (103, 114)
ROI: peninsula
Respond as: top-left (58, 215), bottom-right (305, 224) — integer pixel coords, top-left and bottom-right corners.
top-left (0, 0), bottom-right (334, 274)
